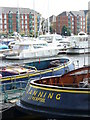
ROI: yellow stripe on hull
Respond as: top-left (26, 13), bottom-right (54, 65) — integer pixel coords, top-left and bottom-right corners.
top-left (30, 84), bottom-right (90, 94)
top-left (1, 62), bottom-right (72, 82)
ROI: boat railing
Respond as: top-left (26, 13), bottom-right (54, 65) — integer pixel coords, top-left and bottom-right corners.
top-left (1, 61), bottom-right (73, 85)
top-left (0, 64), bottom-right (37, 71)
top-left (1, 68), bottom-right (36, 80)
top-left (22, 65), bottom-right (37, 71)
top-left (1, 66), bottom-right (59, 80)
top-left (0, 80), bottom-right (29, 103)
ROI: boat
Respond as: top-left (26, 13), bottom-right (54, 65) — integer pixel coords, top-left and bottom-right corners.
top-left (0, 32), bottom-right (21, 58)
top-left (4, 38), bottom-right (59, 60)
top-left (16, 66), bottom-right (90, 119)
top-left (0, 43), bottom-right (9, 50)
top-left (66, 31), bottom-right (89, 54)
top-left (0, 42), bottom-right (10, 58)
top-left (1, 32), bottom-right (22, 46)
top-left (38, 33), bottom-right (70, 54)
top-left (1, 57), bottom-right (75, 91)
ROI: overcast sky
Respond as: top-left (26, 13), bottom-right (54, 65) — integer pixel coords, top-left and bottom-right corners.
top-left (0, 0), bottom-right (89, 18)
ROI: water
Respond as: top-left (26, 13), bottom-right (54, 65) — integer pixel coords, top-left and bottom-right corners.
top-left (0, 53), bottom-right (89, 68)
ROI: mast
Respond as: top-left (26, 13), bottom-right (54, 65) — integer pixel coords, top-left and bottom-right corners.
top-left (17, 0), bottom-right (20, 34)
top-left (33, 0), bottom-right (36, 37)
top-left (48, 0), bottom-right (50, 34)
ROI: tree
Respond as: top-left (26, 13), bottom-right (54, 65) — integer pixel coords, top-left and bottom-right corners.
top-left (61, 25), bottom-right (71, 36)
top-left (50, 26), bottom-right (53, 34)
top-left (50, 25), bottom-right (56, 34)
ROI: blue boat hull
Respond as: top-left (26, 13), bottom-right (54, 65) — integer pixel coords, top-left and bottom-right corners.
top-left (1, 58), bottom-right (75, 91)
top-left (16, 82), bottom-right (90, 118)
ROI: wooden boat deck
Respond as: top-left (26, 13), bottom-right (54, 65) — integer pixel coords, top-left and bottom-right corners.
top-left (35, 66), bottom-right (90, 88)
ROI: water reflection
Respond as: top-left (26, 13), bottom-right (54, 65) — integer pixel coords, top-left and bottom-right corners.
top-left (0, 54), bottom-right (89, 68)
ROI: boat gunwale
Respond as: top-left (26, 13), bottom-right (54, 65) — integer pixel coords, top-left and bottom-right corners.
top-left (30, 78), bottom-right (90, 94)
top-left (29, 66), bottom-right (90, 93)
top-left (1, 59), bottom-right (72, 82)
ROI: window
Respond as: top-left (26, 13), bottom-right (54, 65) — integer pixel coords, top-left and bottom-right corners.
top-left (24, 45), bottom-right (29, 49)
top-left (0, 25), bottom-right (2, 30)
top-left (83, 22), bottom-right (85, 26)
top-left (81, 26), bottom-right (82, 29)
top-left (0, 19), bottom-right (2, 24)
top-left (22, 25), bottom-right (24, 29)
top-left (39, 36), bottom-right (53, 43)
top-left (77, 15), bottom-right (79, 20)
top-left (4, 14), bottom-right (6, 19)
top-left (21, 15), bottom-right (23, 19)
top-left (72, 17), bottom-right (74, 21)
top-left (4, 25), bottom-right (7, 29)
top-left (83, 18), bottom-right (85, 22)
top-left (4, 20), bottom-right (7, 24)
top-left (25, 25), bottom-right (27, 29)
top-left (22, 20), bottom-right (24, 25)
top-left (81, 17), bottom-right (82, 21)
top-left (25, 20), bottom-right (27, 24)
top-left (68, 14), bottom-right (71, 20)
top-left (72, 26), bottom-right (74, 29)
top-left (0, 14), bottom-right (2, 19)
top-left (72, 22), bottom-right (74, 25)
top-left (33, 44), bottom-right (47, 49)
top-left (25, 15), bottom-right (27, 20)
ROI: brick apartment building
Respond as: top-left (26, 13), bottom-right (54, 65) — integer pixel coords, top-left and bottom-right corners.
top-left (0, 7), bottom-right (41, 36)
top-left (56, 10), bottom-right (87, 35)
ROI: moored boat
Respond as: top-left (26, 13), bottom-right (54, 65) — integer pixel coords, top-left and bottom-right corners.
top-left (16, 66), bottom-right (90, 118)
top-left (1, 57), bottom-right (75, 91)
top-left (39, 33), bottom-right (70, 53)
top-left (4, 38), bottom-right (59, 60)
top-left (66, 32), bottom-right (89, 54)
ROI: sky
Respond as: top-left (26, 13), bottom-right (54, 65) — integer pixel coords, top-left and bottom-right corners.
top-left (0, 0), bottom-right (89, 18)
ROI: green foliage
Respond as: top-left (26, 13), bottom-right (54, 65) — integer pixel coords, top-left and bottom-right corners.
top-left (50, 26), bottom-right (56, 34)
top-left (50, 26), bottom-right (53, 34)
top-left (20, 33), bottom-right (25, 37)
top-left (61, 25), bottom-right (71, 36)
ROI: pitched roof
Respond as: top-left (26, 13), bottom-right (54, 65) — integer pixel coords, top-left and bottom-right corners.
top-left (70, 11), bottom-right (85, 16)
top-left (0, 7), bottom-right (40, 15)
top-left (57, 11), bottom-right (72, 17)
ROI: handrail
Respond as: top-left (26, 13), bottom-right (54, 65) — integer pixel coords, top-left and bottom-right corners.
top-left (0, 64), bottom-right (37, 72)
top-left (1, 61), bottom-right (73, 82)
top-left (24, 65), bottom-right (37, 71)
top-left (0, 80), bottom-right (30, 103)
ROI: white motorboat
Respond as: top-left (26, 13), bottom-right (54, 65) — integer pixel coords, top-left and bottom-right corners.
top-left (38, 33), bottom-right (70, 53)
top-left (4, 38), bottom-right (59, 60)
top-left (66, 32), bottom-right (89, 54)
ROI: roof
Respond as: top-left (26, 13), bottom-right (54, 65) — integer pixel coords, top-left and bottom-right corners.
top-left (57, 10), bottom-right (86, 17)
top-left (70, 11), bottom-right (85, 17)
top-left (0, 7), bottom-right (41, 15)
top-left (57, 11), bottom-right (72, 17)
top-left (49, 15), bottom-right (56, 22)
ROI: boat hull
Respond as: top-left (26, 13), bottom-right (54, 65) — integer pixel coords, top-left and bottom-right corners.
top-left (5, 48), bottom-right (59, 60)
top-left (66, 48), bottom-right (90, 54)
top-left (1, 61), bottom-right (74, 91)
top-left (16, 83), bottom-right (90, 118)
top-left (1, 58), bottom-right (75, 91)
